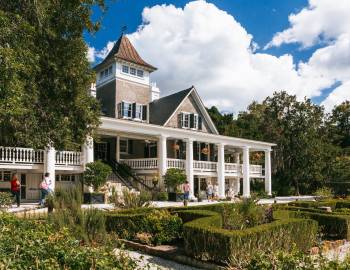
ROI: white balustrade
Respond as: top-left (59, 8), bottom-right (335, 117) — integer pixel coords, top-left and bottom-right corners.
top-left (167, 158), bottom-right (185, 170)
top-left (250, 164), bottom-right (263, 176)
top-left (225, 163), bottom-right (240, 173)
top-left (193, 160), bottom-right (217, 172)
top-left (0, 147), bottom-right (44, 164)
top-left (55, 151), bottom-right (82, 166)
top-left (121, 158), bottom-right (158, 170)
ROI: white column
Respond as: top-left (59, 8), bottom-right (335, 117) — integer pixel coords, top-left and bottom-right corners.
top-left (116, 136), bottom-right (120, 162)
top-left (235, 152), bottom-right (240, 164)
top-left (185, 138), bottom-right (195, 199)
top-left (242, 146), bottom-right (250, 198)
top-left (158, 135), bottom-right (167, 177)
top-left (235, 151), bottom-right (241, 195)
top-left (265, 149), bottom-right (272, 196)
top-left (44, 146), bottom-right (56, 191)
top-left (83, 136), bottom-right (94, 166)
top-left (217, 143), bottom-right (225, 198)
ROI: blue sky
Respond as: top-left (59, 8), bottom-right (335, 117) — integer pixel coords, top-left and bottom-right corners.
top-left (86, 0), bottom-right (350, 113)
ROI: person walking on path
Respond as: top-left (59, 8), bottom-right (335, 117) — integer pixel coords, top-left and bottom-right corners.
top-left (39, 173), bottom-right (51, 206)
top-left (183, 181), bottom-right (190, 206)
top-left (10, 173), bottom-right (21, 207)
top-left (206, 181), bottom-right (213, 201)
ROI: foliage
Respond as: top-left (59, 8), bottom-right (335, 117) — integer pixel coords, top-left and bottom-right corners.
top-left (0, 1), bottom-right (104, 149)
top-left (222, 199), bottom-right (271, 230)
top-left (314, 186), bottom-right (334, 198)
top-left (110, 189), bottom-right (152, 209)
top-left (181, 209), bottom-right (317, 264)
top-left (242, 246), bottom-right (350, 270)
top-left (0, 213), bottom-right (138, 269)
top-left (208, 92), bottom-right (348, 195)
top-left (164, 168), bottom-right (186, 192)
top-left (48, 187), bottom-right (106, 244)
top-left (274, 209), bottom-right (350, 240)
top-left (0, 192), bottom-right (13, 211)
top-left (83, 161), bottom-right (112, 192)
top-left (105, 209), bottom-right (182, 245)
top-left (156, 191), bottom-right (168, 201)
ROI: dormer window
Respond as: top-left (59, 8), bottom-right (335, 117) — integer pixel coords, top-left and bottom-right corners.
top-left (179, 112), bottom-right (202, 130)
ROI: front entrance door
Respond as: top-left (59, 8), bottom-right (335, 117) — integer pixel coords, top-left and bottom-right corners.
top-left (95, 142), bottom-right (109, 161)
top-left (26, 174), bottom-right (42, 200)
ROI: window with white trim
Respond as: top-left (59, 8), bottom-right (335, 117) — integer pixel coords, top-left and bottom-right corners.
top-left (193, 114), bottom-right (199, 129)
top-left (122, 65), bottom-right (129, 73)
top-left (130, 67), bottom-right (136, 75)
top-left (135, 104), bottom-right (143, 119)
top-left (99, 65), bottom-right (113, 80)
top-left (120, 102), bottom-right (132, 118)
top-left (179, 112), bottom-right (201, 130)
top-left (0, 171), bottom-right (12, 182)
top-left (137, 69), bottom-right (144, 77)
top-left (55, 174), bottom-right (77, 182)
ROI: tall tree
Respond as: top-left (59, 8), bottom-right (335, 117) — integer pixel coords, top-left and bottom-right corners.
top-left (0, 1), bottom-right (105, 150)
top-left (328, 101), bottom-right (350, 152)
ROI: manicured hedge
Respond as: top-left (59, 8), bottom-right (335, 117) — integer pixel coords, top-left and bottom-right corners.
top-left (335, 201), bottom-right (350, 209)
top-left (274, 210), bottom-right (350, 240)
top-left (105, 208), bottom-right (182, 245)
top-left (177, 209), bottom-right (317, 264)
top-left (288, 200), bottom-right (338, 209)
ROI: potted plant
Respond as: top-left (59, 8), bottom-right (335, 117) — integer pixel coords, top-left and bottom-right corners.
top-left (164, 168), bottom-right (186, 202)
top-left (83, 160), bottom-right (112, 204)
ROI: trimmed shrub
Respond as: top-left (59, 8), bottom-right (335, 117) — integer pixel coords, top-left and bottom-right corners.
top-left (288, 200), bottom-right (337, 209)
top-left (156, 191), bottom-right (168, 201)
top-left (274, 209), bottom-right (350, 240)
top-left (335, 201), bottom-right (350, 209)
top-left (180, 209), bottom-right (317, 264)
top-left (105, 208), bottom-right (182, 245)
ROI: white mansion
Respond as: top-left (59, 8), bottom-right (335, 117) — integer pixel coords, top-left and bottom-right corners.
top-left (0, 35), bottom-right (275, 201)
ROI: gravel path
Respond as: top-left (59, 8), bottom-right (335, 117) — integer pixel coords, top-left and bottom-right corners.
top-left (117, 249), bottom-right (203, 270)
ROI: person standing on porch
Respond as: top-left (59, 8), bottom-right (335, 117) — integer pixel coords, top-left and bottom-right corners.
top-left (213, 183), bottom-right (219, 200)
top-left (183, 181), bottom-right (190, 206)
top-left (10, 174), bottom-right (21, 207)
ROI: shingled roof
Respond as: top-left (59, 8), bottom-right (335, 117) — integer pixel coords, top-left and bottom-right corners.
top-left (149, 87), bottom-right (193, 125)
top-left (94, 35), bottom-right (157, 71)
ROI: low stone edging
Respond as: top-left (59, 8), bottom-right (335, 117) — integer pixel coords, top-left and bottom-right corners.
top-left (120, 239), bottom-right (226, 270)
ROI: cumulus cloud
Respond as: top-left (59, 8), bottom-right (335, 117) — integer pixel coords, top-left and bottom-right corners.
top-left (267, 0), bottom-right (350, 111)
top-left (91, 0), bottom-right (350, 112)
top-left (87, 46), bottom-right (96, 63)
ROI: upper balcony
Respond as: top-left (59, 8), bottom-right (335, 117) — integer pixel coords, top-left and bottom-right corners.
top-left (0, 147), bottom-right (83, 171)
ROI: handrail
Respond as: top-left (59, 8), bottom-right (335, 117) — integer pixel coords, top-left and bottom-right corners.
top-left (109, 159), bottom-right (153, 191)
top-left (104, 159), bottom-right (134, 190)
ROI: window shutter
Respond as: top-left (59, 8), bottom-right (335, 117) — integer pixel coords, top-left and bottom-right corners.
top-left (132, 103), bottom-right (136, 118)
top-left (198, 116), bottom-right (203, 130)
top-left (178, 113), bottom-right (183, 128)
top-left (142, 105), bottom-right (147, 120)
top-left (190, 114), bottom-right (194, 128)
top-left (120, 102), bottom-right (125, 118)
top-left (128, 140), bottom-right (133, 154)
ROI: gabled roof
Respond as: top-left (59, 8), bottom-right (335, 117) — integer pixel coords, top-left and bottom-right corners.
top-left (149, 87), bottom-right (193, 126)
top-left (149, 86), bottom-right (219, 134)
top-left (94, 34), bottom-right (157, 71)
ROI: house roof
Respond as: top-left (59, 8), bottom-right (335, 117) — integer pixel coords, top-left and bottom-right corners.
top-left (149, 86), bottom-right (219, 134)
top-left (149, 87), bottom-right (193, 126)
top-left (94, 35), bottom-right (157, 71)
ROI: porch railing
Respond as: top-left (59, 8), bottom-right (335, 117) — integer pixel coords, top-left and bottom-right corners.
top-left (193, 160), bottom-right (217, 172)
top-left (55, 151), bottom-right (82, 166)
top-left (225, 163), bottom-right (241, 173)
top-left (0, 147), bottom-right (44, 164)
top-left (250, 164), bottom-right (263, 176)
top-left (167, 158), bottom-right (185, 170)
top-left (121, 158), bottom-right (158, 170)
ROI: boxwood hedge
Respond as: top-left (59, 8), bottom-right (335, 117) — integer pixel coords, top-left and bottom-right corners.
top-left (176, 209), bottom-right (317, 264)
top-left (274, 209), bottom-right (350, 240)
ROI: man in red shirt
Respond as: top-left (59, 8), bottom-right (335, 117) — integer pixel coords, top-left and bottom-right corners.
top-left (10, 173), bottom-right (21, 207)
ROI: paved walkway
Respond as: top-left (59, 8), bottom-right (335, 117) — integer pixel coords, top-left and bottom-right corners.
top-left (116, 249), bottom-right (203, 270)
top-left (5, 195), bottom-right (317, 213)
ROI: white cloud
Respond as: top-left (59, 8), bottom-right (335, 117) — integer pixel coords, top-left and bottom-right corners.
top-left (91, 0), bottom-right (350, 112)
top-left (321, 82), bottom-right (350, 112)
top-left (267, 0), bottom-right (350, 111)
